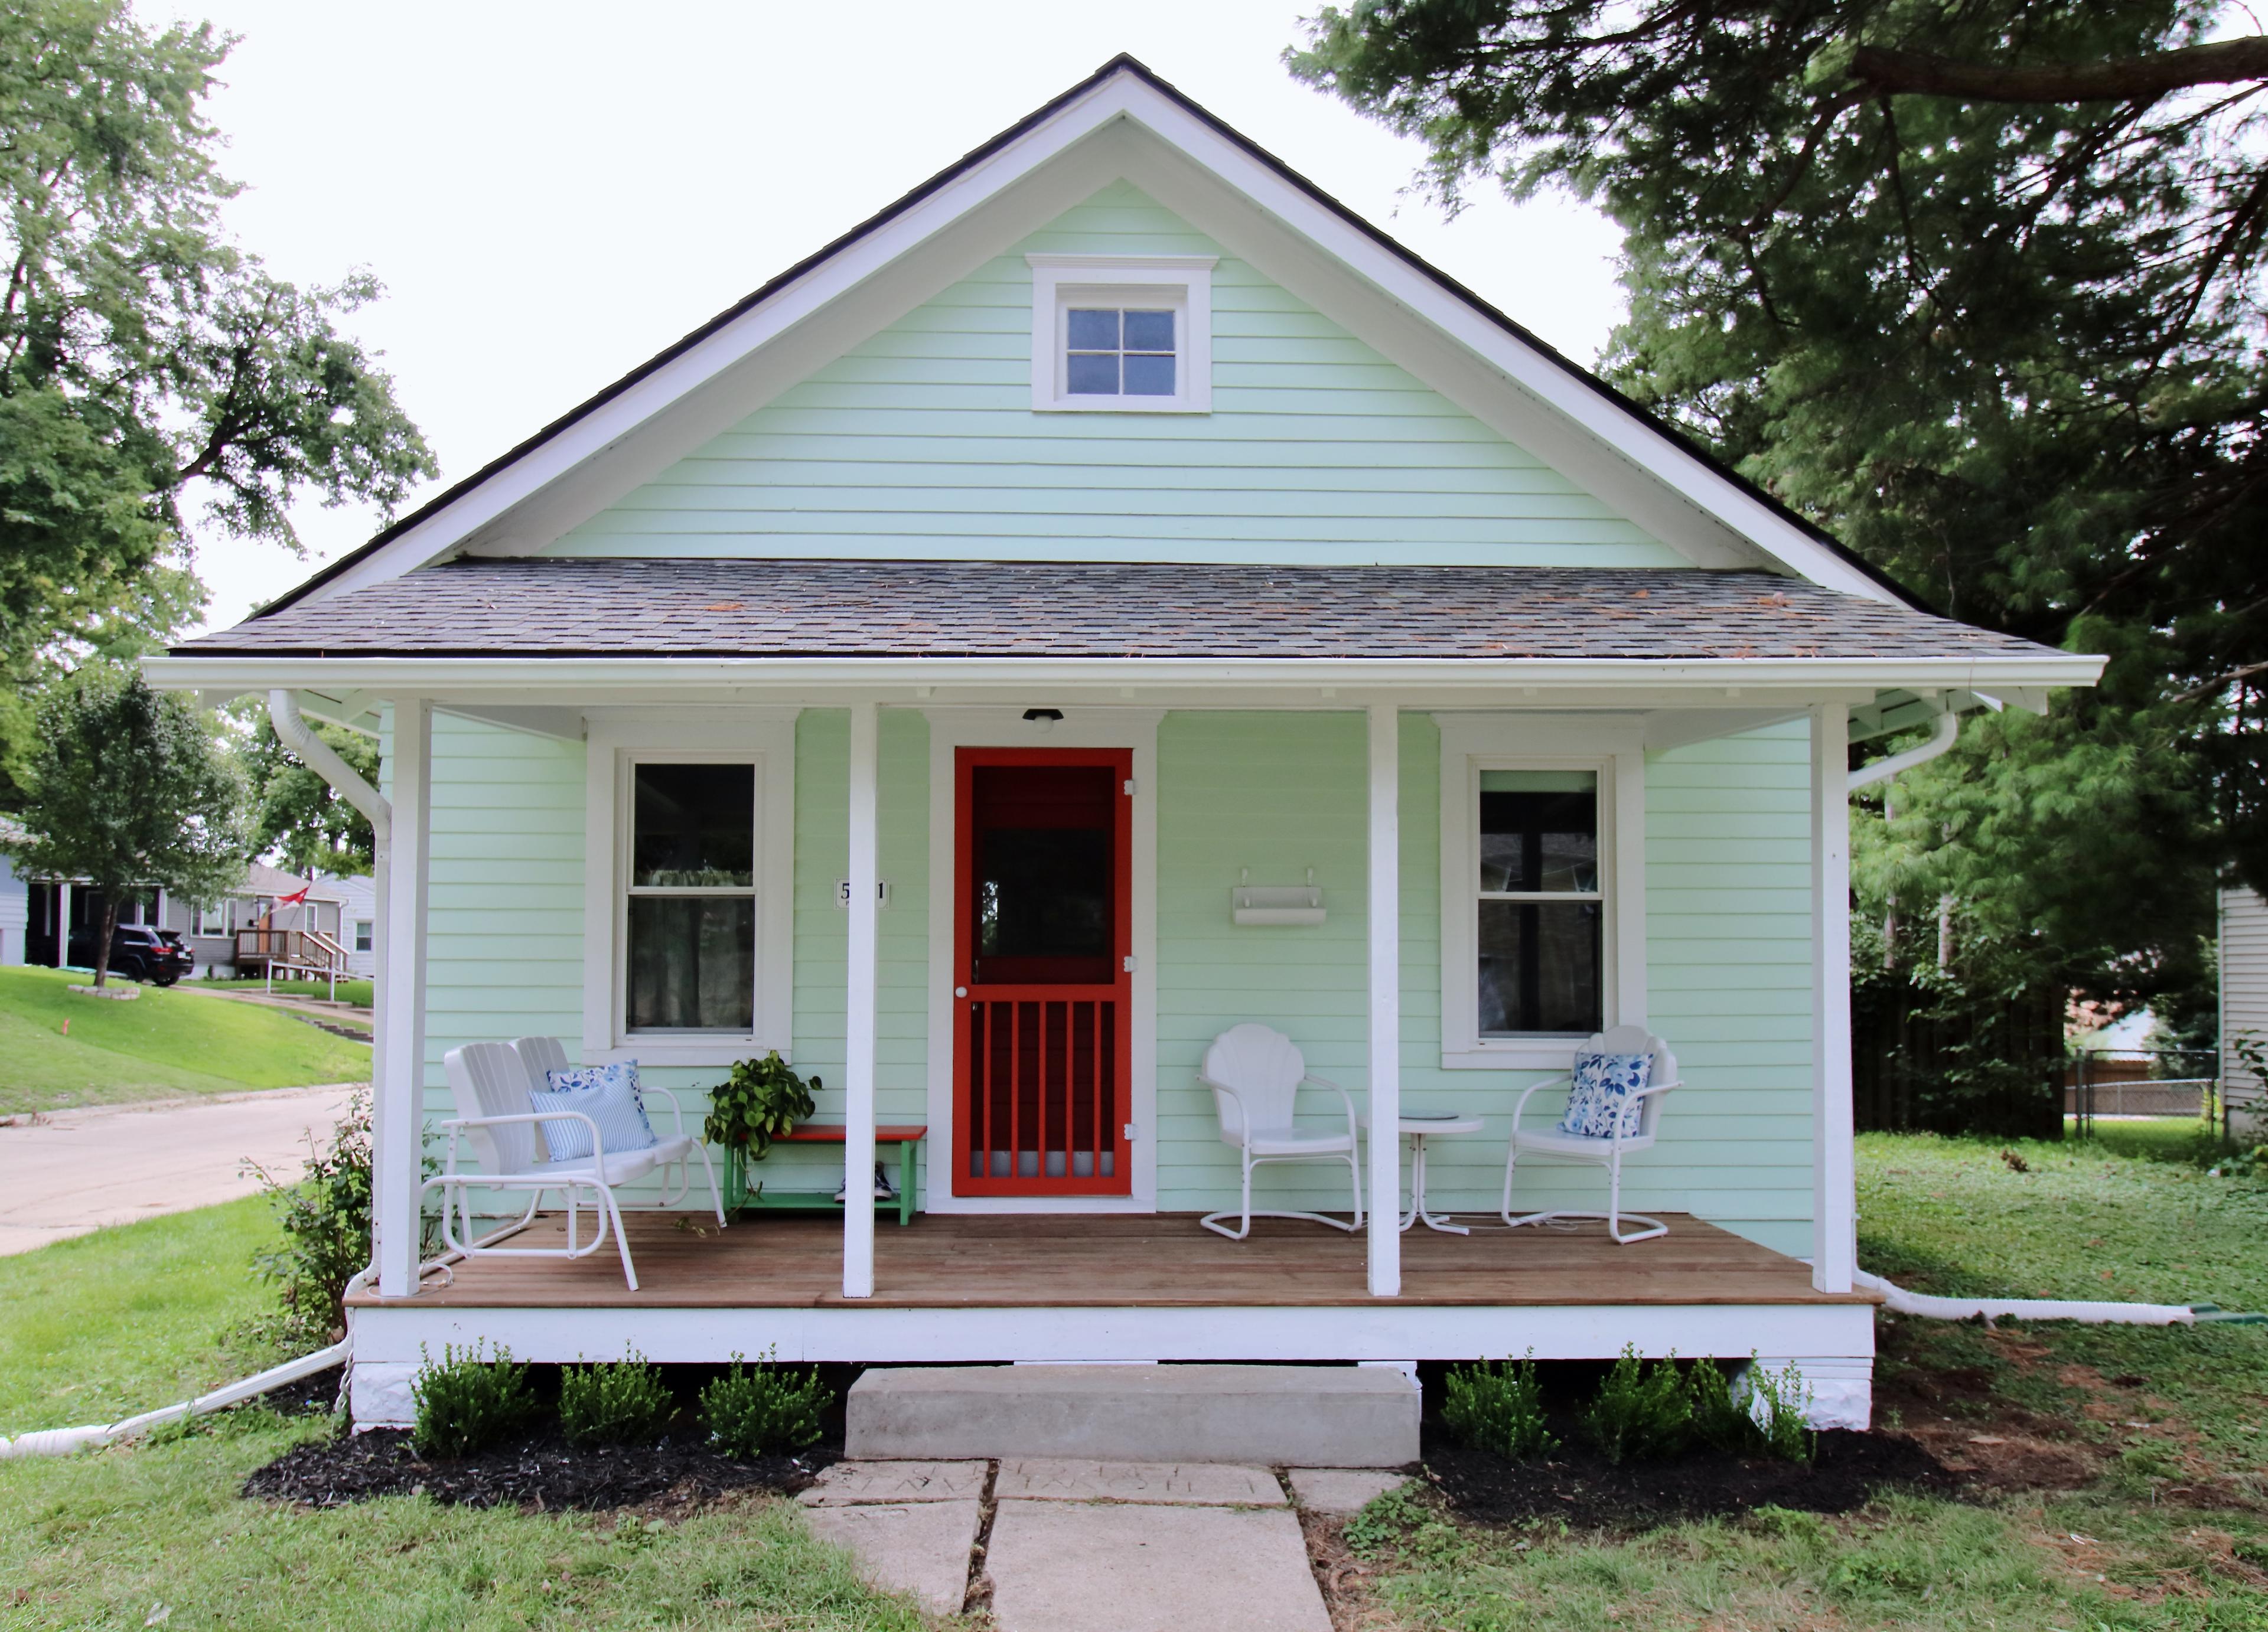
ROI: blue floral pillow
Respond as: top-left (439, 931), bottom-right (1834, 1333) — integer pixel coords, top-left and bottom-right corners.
top-left (530, 1062), bottom-right (657, 1161)
top-left (1557, 1051), bottom-right (1652, 1139)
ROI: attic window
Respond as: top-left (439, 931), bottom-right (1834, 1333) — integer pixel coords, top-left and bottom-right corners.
top-left (1028, 254), bottom-right (1214, 413)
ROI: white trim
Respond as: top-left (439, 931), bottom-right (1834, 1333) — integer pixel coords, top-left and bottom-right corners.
top-left (375, 700), bottom-right (430, 1299)
top-left (843, 702), bottom-right (880, 1299)
top-left (581, 709), bottom-right (797, 1066)
top-left (1810, 703), bottom-right (1856, 1293)
top-left (146, 654), bottom-right (2108, 704)
top-left (1436, 714), bottom-right (1645, 1070)
top-left (258, 70), bottom-right (1986, 611)
top-left (1366, 703), bottom-right (1402, 1298)
top-left (921, 707), bottom-right (1162, 1213)
top-left (347, 1297), bottom-right (1875, 1369)
top-left (1027, 254), bottom-right (1214, 413)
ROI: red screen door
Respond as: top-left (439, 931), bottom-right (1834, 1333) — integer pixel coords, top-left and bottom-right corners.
top-left (953, 748), bottom-right (1133, 1197)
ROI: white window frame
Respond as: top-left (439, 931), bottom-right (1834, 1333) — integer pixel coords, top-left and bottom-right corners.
top-left (1028, 254), bottom-right (1214, 413)
top-left (1436, 714), bottom-right (1646, 1069)
top-left (195, 900), bottom-right (230, 935)
top-left (352, 918), bottom-right (373, 954)
top-left (583, 710), bottom-right (797, 1066)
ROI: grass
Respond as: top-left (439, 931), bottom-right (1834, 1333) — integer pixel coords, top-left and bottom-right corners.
top-left (0, 1204), bottom-right (941, 1630)
top-left (197, 976), bottom-right (374, 1009)
top-left (0, 965), bottom-right (369, 1114)
top-left (1338, 1122), bottom-right (2268, 1630)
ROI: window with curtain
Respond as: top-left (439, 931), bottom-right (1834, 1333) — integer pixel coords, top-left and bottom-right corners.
top-left (625, 762), bottom-right (756, 1033)
top-left (1476, 769), bottom-right (1602, 1035)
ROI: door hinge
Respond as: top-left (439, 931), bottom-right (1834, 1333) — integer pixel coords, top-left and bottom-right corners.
top-left (1123, 778), bottom-right (1136, 796)
top-left (1123, 1122), bottom-right (1139, 1142)
top-left (1122, 954), bottom-right (1138, 972)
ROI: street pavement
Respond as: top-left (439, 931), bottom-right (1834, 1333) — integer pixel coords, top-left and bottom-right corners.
top-left (0, 1084), bottom-right (361, 1255)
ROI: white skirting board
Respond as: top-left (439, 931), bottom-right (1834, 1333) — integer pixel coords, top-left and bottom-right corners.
top-left (345, 1301), bottom-right (1874, 1431)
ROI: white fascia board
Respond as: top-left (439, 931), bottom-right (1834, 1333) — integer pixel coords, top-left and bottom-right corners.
top-left (143, 652), bottom-right (2106, 704)
top-left (296, 93), bottom-right (1138, 608)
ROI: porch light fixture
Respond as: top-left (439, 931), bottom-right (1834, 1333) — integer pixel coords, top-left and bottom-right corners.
top-left (1022, 707), bottom-right (1064, 734)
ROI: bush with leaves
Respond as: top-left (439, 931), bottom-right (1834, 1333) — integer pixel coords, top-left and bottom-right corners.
top-left (1739, 1359), bottom-right (1817, 1464)
top-left (1441, 1354), bottom-right (1555, 1460)
top-left (1686, 1354), bottom-right (1761, 1454)
top-left (1578, 1345), bottom-right (1691, 1464)
top-left (412, 1342), bottom-right (536, 1458)
top-left (699, 1350), bottom-right (830, 1458)
top-left (559, 1350), bottom-right (676, 1448)
top-left (246, 1091), bottom-right (376, 1349)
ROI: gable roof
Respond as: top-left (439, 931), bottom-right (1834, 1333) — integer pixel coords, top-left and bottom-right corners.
top-left (246, 56), bottom-right (1915, 626)
top-left (188, 559), bottom-right (2036, 664)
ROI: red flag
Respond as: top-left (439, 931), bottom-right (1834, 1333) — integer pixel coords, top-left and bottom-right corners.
top-left (276, 885), bottom-right (309, 908)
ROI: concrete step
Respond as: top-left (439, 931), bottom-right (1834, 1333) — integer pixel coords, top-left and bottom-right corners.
top-left (845, 1364), bottom-right (1419, 1467)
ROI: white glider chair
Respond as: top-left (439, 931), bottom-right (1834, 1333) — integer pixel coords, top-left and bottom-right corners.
top-left (1501, 1024), bottom-right (1680, 1245)
top-left (511, 1035), bottom-right (724, 1228)
top-left (1197, 1023), bottom-right (1364, 1241)
top-left (423, 1041), bottom-right (722, 1291)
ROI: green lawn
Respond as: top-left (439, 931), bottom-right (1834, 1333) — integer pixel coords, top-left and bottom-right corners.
top-left (0, 966), bottom-right (370, 1114)
top-left (197, 976), bottom-right (374, 1009)
top-left (1349, 1124), bottom-right (2268, 1630)
top-left (0, 1204), bottom-right (938, 1631)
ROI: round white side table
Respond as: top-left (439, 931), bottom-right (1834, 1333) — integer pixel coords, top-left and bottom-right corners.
top-left (1359, 1112), bottom-right (1485, 1234)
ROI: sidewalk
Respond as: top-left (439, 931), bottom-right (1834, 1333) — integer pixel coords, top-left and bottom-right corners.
top-left (0, 1084), bottom-right (361, 1255)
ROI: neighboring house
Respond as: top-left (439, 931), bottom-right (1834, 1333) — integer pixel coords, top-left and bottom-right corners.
top-left (146, 61), bottom-right (2100, 1432)
top-left (321, 872), bottom-right (377, 978)
top-left (165, 863), bottom-right (354, 979)
top-left (2222, 886), bottom-right (2268, 1140)
top-left (0, 819), bottom-right (26, 966)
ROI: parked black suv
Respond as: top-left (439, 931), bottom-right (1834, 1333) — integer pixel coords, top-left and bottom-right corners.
top-left (103, 925), bottom-right (195, 985)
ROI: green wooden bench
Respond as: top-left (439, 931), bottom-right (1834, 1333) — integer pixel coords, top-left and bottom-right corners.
top-left (727, 1124), bottom-right (924, 1226)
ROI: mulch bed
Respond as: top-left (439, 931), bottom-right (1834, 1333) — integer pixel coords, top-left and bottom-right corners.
top-left (1420, 1427), bottom-right (1957, 1530)
top-left (244, 1425), bottom-right (835, 1512)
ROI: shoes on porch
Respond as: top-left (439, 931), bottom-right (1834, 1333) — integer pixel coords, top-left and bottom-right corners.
top-left (835, 1163), bottom-right (898, 1203)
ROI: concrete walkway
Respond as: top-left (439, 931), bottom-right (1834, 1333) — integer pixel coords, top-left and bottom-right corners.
top-left (796, 1457), bottom-right (1408, 1628)
top-left (0, 1084), bottom-right (361, 1255)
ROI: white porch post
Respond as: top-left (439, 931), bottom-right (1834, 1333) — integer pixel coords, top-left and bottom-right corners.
top-left (1366, 703), bottom-right (1402, 1297)
top-left (843, 701), bottom-right (880, 1300)
top-left (375, 699), bottom-right (431, 1298)
top-left (1810, 701), bottom-right (1856, 1293)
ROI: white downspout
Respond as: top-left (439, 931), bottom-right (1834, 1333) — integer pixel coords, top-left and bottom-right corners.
top-left (1849, 708), bottom-right (1959, 791)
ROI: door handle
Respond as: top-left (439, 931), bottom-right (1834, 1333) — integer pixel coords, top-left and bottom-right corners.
top-left (955, 986), bottom-right (967, 998)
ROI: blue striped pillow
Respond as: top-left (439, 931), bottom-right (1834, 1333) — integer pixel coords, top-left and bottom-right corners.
top-left (530, 1062), bottom-right (657, 1161)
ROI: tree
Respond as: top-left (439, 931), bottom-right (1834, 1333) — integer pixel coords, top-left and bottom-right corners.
top-left (0, 2), bottom-right (435, 748)
top-left (7, 667), bottom-right (249, 985)
top-left (1289, 0), bottom-right (2263, 1006)
top-left (242, 715), bottom-right (377, 876)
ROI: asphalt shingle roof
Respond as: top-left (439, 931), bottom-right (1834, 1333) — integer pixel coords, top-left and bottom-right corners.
top-left (176, 558), bottom-right (2056, 662)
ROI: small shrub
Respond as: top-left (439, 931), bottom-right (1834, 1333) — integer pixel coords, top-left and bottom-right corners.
top-left (1576, 1344), bottom-right (1690, 1463)
top-left (559, 1350), bottom-right (674, 1447)
top-left (246, 1092), bottom-right (377, 1348)
top-left (1739, 1357), bottom-right (1817, 1463)
top-left (412, 1341), bottom-right (537, 1458)
top-left (699, 1349), bottom-right (830, 1457)
top-left (1441, 1354), bottom-right (1556, 1460)
top-left (1686, 1354), bottom-right (1761, 1453)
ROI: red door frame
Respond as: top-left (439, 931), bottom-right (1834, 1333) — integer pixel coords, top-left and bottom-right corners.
top-left (951, 746), bottom-right (1133, 1197)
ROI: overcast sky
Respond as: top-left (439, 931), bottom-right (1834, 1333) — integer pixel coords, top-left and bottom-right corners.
top-left (158, 0), bottom-right (1627, 635)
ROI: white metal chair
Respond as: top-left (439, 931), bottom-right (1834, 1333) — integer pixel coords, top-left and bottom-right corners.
top-left (1197, 1023), bottom-right (1364, 1240)
top-left (510, 1034), bottom-right (725, 1229)
top-left (1501, 1024), bottom-right (1681, 1245)
top-left (422, 1041), bottom-right (722, 1291)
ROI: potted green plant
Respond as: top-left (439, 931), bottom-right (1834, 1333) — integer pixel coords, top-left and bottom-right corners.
top-left (704, 1052), bottom-right (820, 1212)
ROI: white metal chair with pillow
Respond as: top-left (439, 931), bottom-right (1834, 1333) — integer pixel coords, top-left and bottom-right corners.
top-left (1500, 1024), bottom-right (1680, 1245)
top-left (511, 1035), bottom-right (723, 1226)
top-left (1197, 1023), bottom-right (1365, 1241)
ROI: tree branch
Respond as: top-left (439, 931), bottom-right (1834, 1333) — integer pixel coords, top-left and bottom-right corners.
top-left (1852, 37), bottom-right (2268, 105)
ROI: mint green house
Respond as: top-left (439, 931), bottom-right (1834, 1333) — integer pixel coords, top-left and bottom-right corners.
top-left (148, 60), bottom-right (2097, 1431)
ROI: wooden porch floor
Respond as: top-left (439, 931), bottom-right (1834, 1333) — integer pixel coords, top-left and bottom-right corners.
top-left (360, 1212), bottom-right (1876, 1309)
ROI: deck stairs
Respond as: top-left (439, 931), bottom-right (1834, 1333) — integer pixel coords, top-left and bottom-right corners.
top-left (843, 1364), bottom-right (1420, 1467)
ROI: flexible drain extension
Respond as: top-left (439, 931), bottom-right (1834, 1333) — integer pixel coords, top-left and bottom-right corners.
top-left (1856, 1268), bottom-right (2231, 1326)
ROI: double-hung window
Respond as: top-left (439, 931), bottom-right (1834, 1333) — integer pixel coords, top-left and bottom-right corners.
top-left (1028, 255), bottom-right (1213, 413)
top-left (1438, 717), bottom-right (1644, 1068)
top-left (584, 714), bottom-right (796, 1066)
top-left (352, 919), bottom-right (373, 954)
top-left (625, 762), bottom-right (757, 1034)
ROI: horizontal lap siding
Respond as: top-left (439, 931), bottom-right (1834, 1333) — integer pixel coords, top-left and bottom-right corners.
top-left (548, 182), bottom-right (1679, 569)
top-left (2223, 887), bottom-right (2268, 1095)
top-left (1644, 720), bottom-right (1816, 1255)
